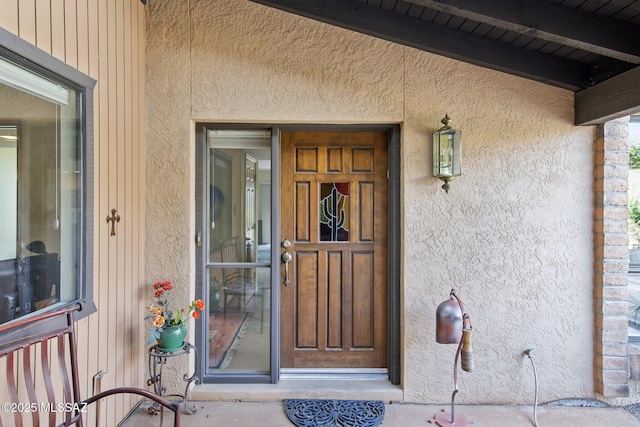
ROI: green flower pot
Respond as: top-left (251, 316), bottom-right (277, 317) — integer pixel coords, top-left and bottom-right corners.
top-left (156, 323), bottom-right (187, 352)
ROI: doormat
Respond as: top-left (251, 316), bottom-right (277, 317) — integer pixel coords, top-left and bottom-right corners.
top-left (208, 312), bottom-right (248, 369)
top-left (284, 399), bottom-right (385, 427)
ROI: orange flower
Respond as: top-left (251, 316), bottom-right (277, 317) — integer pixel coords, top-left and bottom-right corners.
top-left (192, 311), bottom-right (200, 319)
top-left (195, 299), bottom-right (204, 310)
top-left (152, 315), bottom-right (165, 328)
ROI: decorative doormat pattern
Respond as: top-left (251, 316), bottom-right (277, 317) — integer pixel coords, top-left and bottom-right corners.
top-left (284, 399), bottom-right (385, 427)
top-left (208, 312), bottom-right (248, 369)
top-left (626, 403), bottom-right (640, 421)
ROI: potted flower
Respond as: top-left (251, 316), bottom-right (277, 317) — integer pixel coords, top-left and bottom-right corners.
top-left (146, 280), bottom-right (205, 352)
top-left (209, 272), bottom-right (238, 313)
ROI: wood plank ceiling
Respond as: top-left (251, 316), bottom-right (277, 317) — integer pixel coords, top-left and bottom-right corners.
top-left (248, 0), bottom-right (640, 125)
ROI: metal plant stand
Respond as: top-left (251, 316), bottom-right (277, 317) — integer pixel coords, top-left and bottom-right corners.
top-left (147, 342), bottom-right (199, 416)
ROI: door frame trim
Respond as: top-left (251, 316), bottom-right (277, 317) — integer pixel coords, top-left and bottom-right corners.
top-left (387, 125), bottom-right (401, 386)
top-left (271, 123), bottom-right (402, 385)
top-left (195, 123), bottom-right (401, 386)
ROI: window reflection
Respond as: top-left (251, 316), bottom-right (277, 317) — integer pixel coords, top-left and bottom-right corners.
top-left (207, 268), bottom-right (271, 372)
top-left (206, 130), bottom-right (271, 373)
top-left (0, 57), bottom-right (80, 324)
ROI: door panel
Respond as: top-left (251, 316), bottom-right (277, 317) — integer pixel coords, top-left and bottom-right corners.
top-left (295, 182), bottom-right (311, 242)
top-left (281, 131), bottom-right (388, 369)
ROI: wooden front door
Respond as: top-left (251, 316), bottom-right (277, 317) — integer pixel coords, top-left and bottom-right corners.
top-left (280, 131), bottom-right (388, 369)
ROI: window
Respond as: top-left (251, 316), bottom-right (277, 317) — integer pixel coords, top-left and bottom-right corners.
top-left (0, 29), bottom-right (95, 327)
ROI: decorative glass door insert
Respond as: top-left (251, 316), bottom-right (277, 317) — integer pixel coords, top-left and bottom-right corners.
top-left (320, 182), bottom-right (349, 242)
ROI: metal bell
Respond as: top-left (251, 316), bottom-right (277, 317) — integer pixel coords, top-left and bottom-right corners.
top-left (436, 296), bottom-right (463, 344)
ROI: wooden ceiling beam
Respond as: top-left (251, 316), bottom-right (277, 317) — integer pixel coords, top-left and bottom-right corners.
top-left (250, 0), bottom-right (587, 90)
top-left (405, 0), bottom-right (640, 64)
top-left (575, 66), bottom-right (640, 125)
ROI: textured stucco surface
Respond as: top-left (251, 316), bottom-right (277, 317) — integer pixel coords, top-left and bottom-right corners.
top-left (146, 0), bottom-right (598, 404)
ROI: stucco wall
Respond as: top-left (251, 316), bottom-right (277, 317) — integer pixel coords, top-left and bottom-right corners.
top-left (146, 0), bottom-right (597, 404)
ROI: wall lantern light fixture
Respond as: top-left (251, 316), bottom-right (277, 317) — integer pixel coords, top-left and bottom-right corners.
top-left (432, 114), bottom-right (461, 193)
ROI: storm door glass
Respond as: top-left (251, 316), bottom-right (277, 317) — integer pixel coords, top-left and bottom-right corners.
top-left (205, 130), bottom-right (271, 374)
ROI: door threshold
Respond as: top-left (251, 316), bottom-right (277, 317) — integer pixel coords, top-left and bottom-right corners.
top-left (192, 377), bottom-right (402, 402)
top-left (280, 368), bottom-right (388, 380)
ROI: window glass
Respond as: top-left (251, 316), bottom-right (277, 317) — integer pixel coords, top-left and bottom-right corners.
top-left (0, 55), bottom-right (82, 324)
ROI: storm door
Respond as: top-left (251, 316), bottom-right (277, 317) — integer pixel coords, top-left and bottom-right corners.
top-left (280, 131), bottom-right (389, 369)
top-left (199, 129), bottom-right (273, 380)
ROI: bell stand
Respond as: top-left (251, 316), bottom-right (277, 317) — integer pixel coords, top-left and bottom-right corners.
top-left (431, 289), bottom-right (472, 427)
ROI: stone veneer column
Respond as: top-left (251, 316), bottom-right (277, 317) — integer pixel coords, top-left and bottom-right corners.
top-left (594, 117), bottom-right (630, 397)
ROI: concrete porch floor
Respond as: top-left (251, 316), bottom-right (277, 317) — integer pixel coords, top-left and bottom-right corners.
top-left (117, 380), bottom-right (640, 427)
top-left (119, 400), bottom-right (640, 427)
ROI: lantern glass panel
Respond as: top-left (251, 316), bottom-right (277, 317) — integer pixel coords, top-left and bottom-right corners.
top-left (433, 129), bottom-right (461, 178)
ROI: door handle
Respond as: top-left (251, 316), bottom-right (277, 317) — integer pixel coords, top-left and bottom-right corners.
top-left (281, 239), bottom-right (292, 286)
top-left (281, 251), bottom-right (292, 286)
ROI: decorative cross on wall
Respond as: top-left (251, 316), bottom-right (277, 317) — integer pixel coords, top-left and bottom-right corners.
top-left (106, 209), bottom-right (121, 236)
